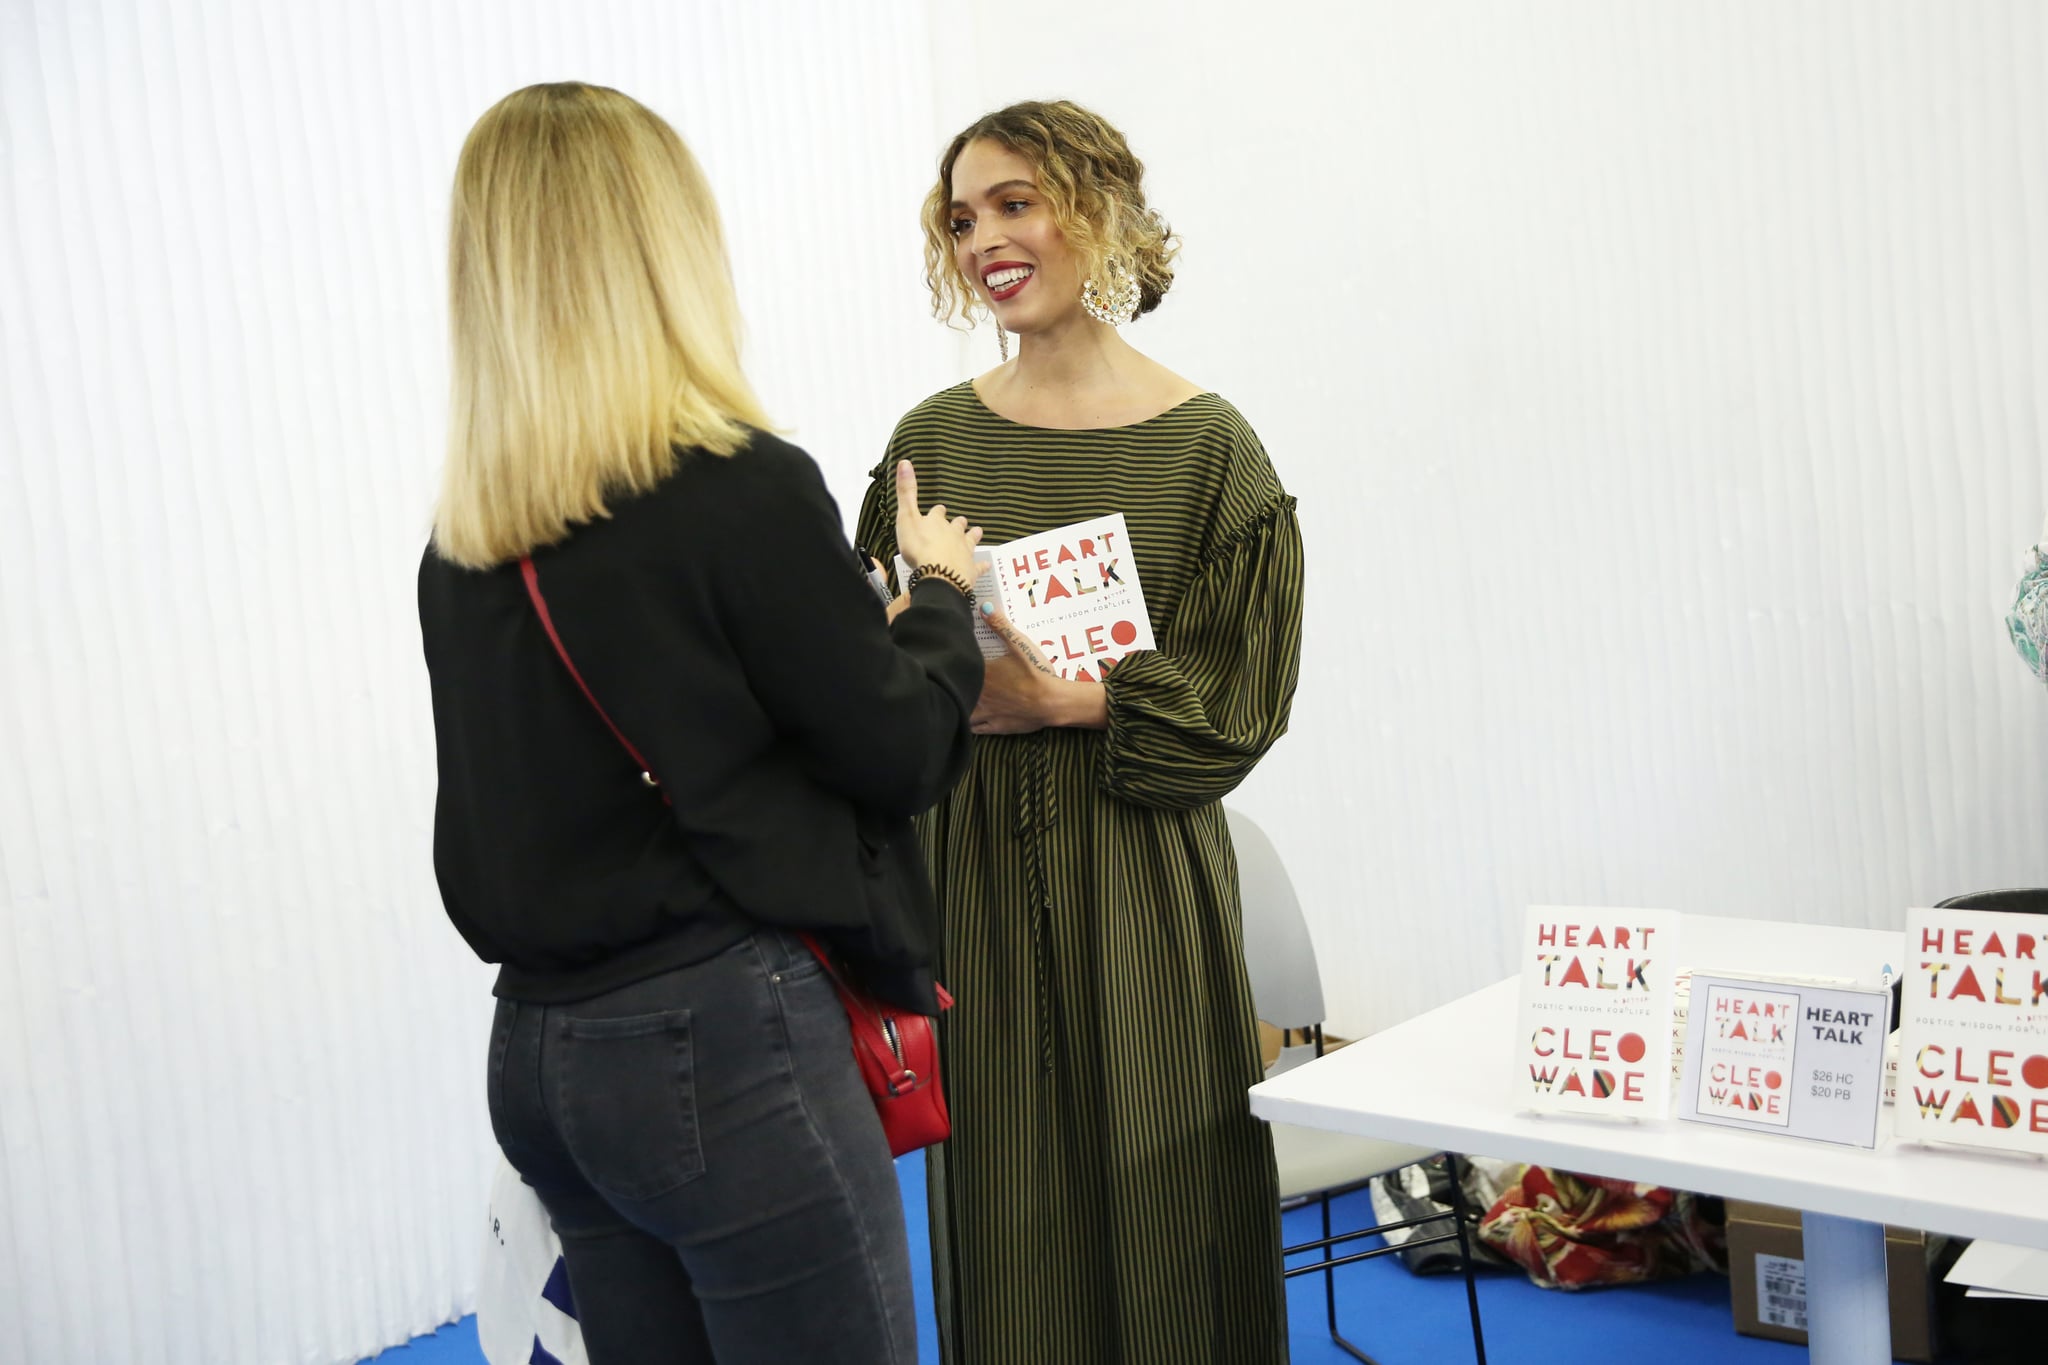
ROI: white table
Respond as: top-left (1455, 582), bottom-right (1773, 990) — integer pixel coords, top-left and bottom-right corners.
top-left (1249, 914), bottom-right (2048, 1365)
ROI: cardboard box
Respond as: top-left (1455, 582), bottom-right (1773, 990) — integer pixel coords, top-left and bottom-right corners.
top-left (1725, 1200), bottom-right (1938, 1362)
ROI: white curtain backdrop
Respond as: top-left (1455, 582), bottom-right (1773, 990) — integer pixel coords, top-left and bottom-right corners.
top-left (934, 0), bottom-right (2048, 1034)
top-left (0, 1), bottom-right (956, 1360)
top-left (5, 0), bottom-right (2048, 1361)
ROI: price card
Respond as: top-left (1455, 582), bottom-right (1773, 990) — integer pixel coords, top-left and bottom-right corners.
top-left (1677, 974), bottom-right (1889, 1147)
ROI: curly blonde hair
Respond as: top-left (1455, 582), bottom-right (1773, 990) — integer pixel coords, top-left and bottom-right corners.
top-left (921, 100), bottom-right (1180, 328)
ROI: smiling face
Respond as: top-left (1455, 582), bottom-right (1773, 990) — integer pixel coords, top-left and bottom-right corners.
top-left (946, 139), bottom-right (1086, 336)
top-left (920, 101), bottom-right (1178, 334)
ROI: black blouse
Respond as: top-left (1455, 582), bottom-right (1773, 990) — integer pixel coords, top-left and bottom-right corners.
top-left (418, 431), bottom-right (982, 1006)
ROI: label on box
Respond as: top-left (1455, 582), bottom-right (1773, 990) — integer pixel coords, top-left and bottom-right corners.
top-left (1677, 975), bottom-right (1888, 1146)
top-left (1512, 906), bottom-right (1679, 1117)
top-left (1893, 907), bottom-right (2048, 1155)
top-left (1756, 1253), bottom-right (1808, 1330)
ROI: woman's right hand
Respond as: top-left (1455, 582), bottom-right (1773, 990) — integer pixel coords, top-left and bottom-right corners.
top-left (894, 460), bottom-right (984, 587)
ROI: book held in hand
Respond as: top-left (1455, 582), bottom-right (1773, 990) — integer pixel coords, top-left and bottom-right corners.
top-left (898, 513), bottom-right (1155, 681)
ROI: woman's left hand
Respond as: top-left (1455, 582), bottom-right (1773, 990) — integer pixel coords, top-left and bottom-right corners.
top-left (971, 608), bottom-right (1060, 735)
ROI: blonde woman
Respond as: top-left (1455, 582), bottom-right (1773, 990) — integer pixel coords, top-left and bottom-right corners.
top-left (857, 101), bottom-right (1302, 1364)
top-left (419, 83), bottom-right (984, 1364)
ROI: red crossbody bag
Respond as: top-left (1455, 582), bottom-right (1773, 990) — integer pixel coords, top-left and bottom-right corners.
top-left (518, 556), bottom-right (952, 1157)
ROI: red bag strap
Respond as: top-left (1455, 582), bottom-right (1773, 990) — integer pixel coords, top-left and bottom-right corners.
top-left (520, 557), bottom-right (668, 804)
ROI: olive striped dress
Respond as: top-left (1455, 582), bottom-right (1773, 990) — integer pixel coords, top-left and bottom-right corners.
top-left (857, 383), bottom-right (1303, 1365)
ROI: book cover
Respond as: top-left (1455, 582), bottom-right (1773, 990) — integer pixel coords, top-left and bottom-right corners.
top-left (897, 513), bottom-right (1154, 680)
top-left (1692, 980), bottom-right (1801, 1129)
top-left (1893, 907), bottom-right (2048, 1155)
top-left (1512, 906), bottom-right (1680, 1117)
top-left (990, 513), bottom-right (1153, 681)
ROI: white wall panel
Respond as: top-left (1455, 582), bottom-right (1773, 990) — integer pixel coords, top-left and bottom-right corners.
top-left (0, 2), bottom-right (955, 1360)
top-left (7, 1), bottom-right (2048, 1359)
top-left (929, 0), bottom-right (2048, 1036)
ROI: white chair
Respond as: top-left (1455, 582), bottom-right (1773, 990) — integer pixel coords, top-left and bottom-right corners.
top-left (1229, 806), bottom-right (1488, 1365)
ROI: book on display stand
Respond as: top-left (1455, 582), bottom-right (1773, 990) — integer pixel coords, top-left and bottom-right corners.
top-left (1893, 905), bottom-right (2048, 1157)
top-left (1511, 906), bottom-right (1681, 1119)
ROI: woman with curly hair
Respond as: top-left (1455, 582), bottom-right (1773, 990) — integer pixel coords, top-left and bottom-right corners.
top-left (856, 100), bottom-right (1303, 1364)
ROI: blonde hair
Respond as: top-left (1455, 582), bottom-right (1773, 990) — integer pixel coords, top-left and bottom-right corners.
top-left (434, 83), bottom-right (772, 569)
top-left (921, 100), bottom-right (1180, 329)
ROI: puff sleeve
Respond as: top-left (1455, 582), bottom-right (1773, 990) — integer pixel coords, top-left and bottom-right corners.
top-left (1095, 428), bottom-right (1304, 810)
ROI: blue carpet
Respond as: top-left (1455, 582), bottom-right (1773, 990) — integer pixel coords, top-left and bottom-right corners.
top-left (362, 1317), bottom-right (479, 1362)
top-left (1279, 1186), bottom-right (1808, 1365)
top-left (363, 1159), bottom-right (1853, 1364)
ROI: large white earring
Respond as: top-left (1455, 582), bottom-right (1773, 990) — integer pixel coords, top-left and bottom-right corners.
top-left (996, 321), bottom-right (1010, 361)
top-left (1080, 258), bottom-right (1140, 327)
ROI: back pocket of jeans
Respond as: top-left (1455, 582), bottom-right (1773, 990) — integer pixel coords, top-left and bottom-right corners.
top-left (553, 1009), bottom-right (704, 1202)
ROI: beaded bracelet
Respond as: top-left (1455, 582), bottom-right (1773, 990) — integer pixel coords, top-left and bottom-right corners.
top-left (907, 563), bottom-right (977, 609)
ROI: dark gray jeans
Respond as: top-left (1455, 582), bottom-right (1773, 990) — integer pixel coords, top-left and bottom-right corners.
top-left (487, 931), bottom-right (917, 1364)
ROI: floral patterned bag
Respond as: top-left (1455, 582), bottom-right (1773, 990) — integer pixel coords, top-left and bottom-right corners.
top-left (1475, 1165), bottom-right (1726, 1291)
